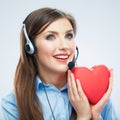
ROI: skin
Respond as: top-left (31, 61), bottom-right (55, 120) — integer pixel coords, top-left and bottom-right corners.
top-left (34, 17), bottom-right (113, 119)
top-left (67, 69), bottom-right (113, 120)
top-left (34, 18), bottom-right (76, 89)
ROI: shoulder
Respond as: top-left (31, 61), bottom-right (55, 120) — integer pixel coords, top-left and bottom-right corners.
top-left (0, 90), bottom-right (19, 118)
top-left (101, 100), bottom-right (114, 112)
top-left (1, 90), bottom-right (16, 107)
top-left (101, 100), bottom-right (118, 120)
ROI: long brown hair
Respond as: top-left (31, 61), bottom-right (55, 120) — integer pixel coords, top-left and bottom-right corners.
top-left (14, 7), bottom-right (77, 120)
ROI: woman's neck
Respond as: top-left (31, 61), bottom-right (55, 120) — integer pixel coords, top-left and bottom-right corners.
top-left (38, 70), bottom-right (67, 89)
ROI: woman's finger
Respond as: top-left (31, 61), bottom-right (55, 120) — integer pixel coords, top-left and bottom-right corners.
top-left (76, 79), bottom-right (88, 100)
top-left (67, 70), bottom-right (74, 99)
top-left (67, 70), bottom-right (80, 101)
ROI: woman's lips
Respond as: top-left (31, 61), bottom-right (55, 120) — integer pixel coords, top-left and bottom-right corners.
top-left (53, 54), bottom-right (69, 62)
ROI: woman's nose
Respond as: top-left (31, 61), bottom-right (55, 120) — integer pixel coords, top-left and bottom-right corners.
top-left (58, 38), bottom-right (69, 50)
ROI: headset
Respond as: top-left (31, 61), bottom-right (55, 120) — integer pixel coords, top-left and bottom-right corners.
top-left (68, 46), bottom-right (79, 70)
top-left (23, 23), bottom-right (79, 67)
top-left (23, 24), bottom-right (36, 55)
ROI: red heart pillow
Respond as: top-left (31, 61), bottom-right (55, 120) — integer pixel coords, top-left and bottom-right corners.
top-left (71, 65), bottom-right (110, 105)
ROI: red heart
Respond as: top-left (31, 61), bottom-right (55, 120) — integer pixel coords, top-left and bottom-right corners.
top-left (71, 65), bottom-right (110, 105)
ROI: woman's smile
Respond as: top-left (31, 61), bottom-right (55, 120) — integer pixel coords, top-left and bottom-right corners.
top-left (35, 18), bottom-right (76, 73)
top-left (53, 53), bottom-right (70, 62)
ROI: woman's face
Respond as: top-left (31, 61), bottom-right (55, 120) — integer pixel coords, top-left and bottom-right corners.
top-left (35, 18), bottom-right (76, 74)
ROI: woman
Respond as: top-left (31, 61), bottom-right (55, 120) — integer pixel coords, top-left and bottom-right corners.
top-left (1, 7), bottom-right (117, 120)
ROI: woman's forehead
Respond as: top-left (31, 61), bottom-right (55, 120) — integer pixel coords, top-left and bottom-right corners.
top-left (42, 18), bottom-right (73, 33)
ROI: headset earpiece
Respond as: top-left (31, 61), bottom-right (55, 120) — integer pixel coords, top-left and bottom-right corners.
top-left (23, 24), bottom-right (36, 55)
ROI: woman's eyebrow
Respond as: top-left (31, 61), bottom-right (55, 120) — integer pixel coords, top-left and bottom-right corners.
top-left (65, 29), bottom-right (74, 33)
top-left (45, 29), bottom-right (74, 34)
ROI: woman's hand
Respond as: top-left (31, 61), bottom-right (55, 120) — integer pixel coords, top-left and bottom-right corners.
top-left (90, 69), bottom-right (113, 120)
top-left (67, 70), bottom-right (91, 120)
top-left (67, 69), bottom-right (113, 120)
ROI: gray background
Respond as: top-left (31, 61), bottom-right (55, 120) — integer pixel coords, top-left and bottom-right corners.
top-left (0, 0), bottom-right (120, 119)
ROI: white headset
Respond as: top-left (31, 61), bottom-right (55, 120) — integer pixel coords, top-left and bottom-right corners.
top-left (23, 24), bottom-right (36, 55)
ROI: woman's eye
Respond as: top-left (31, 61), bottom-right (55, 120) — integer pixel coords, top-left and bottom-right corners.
top-left (46, 34), bottom-right (55, 40)
top-left (65, 33), bottom-right (74, 40)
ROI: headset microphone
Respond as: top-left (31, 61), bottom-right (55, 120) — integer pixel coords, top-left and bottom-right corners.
top-left (23, 24), bottom-right (36, 55)
top-left (68, 46), bottom-right (79, 70)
